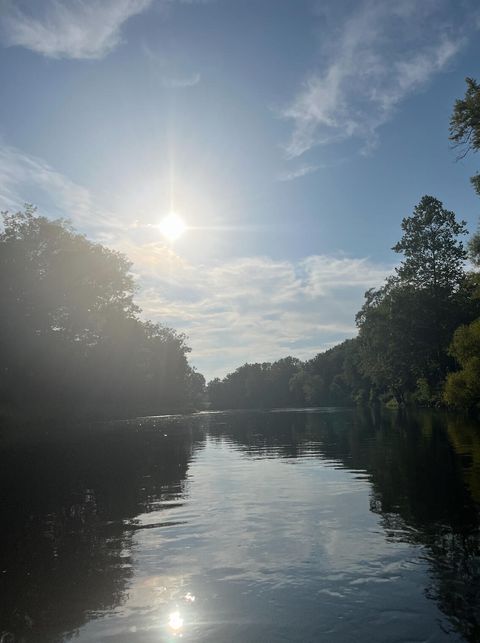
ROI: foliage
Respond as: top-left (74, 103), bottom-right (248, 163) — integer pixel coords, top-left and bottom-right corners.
top-left (355, 196), bottom-right (475, 405)
top-left (441, 78), bottom-right (480, 411)
top-left (392, 195), bottom-right (467, 292)
top-left (207, 357), bottom-right (303, 409)
top-left (301, 339), bottom-right (366, 406)
top-left (443, 319), bottom-right (480, 410)
top-left (469, 226), bottom-right (480, 267)
top-left (0, 207), bottom-right (204, 417)
top-left (207, 340), bottom-right (367, 410)
top-left (412, 378), bottom-right (435, 406)
top-left (356, 283), bottom-right (421, 403)
top-left (449, 77), bottom-right (480, 196)
top-left (450, 76), bottom-right (480, 285)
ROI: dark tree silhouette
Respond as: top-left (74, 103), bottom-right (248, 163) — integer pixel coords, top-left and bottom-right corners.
top-left (0, 206), bottom-right (204, 418)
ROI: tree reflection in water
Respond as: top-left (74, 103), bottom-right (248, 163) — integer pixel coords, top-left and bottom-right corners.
top-left (206, 409), bottom-right (480, 641)
top-left (0, 420), bottom-right (205, 642)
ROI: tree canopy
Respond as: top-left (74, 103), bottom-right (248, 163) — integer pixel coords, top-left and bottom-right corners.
top-left (443, 319), bottom-right (480, 410)
top-left (450, 77), bottom-right (480, 196)
top-left (0, 207), bottom-right (205, 418)
top-left (355, 196), bottom-right (476, 404)
top-left (392, 195), bottom-right (467, 293)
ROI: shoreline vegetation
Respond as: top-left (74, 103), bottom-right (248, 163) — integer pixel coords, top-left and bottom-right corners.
top-left (0, 205), bottom-right (205, 423)
top-left (2, 78), bottom-right (480, 425)
top-left (209, 78), bottom-right (480, 415)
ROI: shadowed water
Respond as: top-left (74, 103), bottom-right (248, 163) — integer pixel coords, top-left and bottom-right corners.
top-left (1, 409), bottom-right (479, 641)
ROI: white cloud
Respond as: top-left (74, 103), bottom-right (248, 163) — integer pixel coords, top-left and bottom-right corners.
top-left (0, 0), bottom-right (153, 59)
top-left (130, 245), bottom-right (393, 379)
top-left (282, 0), bottom-right (472, 157)
top-left (301, 255), bottom-right (392, 296)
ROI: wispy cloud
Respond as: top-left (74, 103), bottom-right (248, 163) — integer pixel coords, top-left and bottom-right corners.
top-left (277, 165), bottom-right (320, 182)
top-left (0, 144), bottom-right (123, 236)
top-left (0, 0), bottom-right (153, 59)
top-left (142, 43), bottom-right (201, 88)
top-left (282, 0), bottom-right (474, 158)
top-left (161, 72), bottom-right (201, 88)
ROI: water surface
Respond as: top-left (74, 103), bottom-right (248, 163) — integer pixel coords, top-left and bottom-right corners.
top-left (1, 409), bottom-right (479, 641)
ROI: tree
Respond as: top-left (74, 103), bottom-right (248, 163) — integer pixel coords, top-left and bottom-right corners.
top-left (0, 207), bottom-right (204, 417)
top-left (301, 339), bottom-right (365, 406)
top-left (450, 77), bottom-right (480, 274)
top-left (450, 77), bottom-right (480, 196)
top-left (356, 196), bottom-right (474, 404)
top-left (395, 195), bottom-right (470, 373)
top-left (356, 283), bottom-right (421, 404)
top-left (469, 232), bottom-right (480, 267)
top-left (207, 358), bottom-right (304, 410)
top-left (443, 319), bottom-right (480, 409)
top-left (392, 195), bottom-right (467, 293)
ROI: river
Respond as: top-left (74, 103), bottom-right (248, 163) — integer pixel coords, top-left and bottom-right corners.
top-left (1, 408), bottom-right (479, 641)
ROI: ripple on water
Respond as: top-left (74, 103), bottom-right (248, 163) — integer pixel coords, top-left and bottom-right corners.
top-left (1, 409), bottom-right (477, 642)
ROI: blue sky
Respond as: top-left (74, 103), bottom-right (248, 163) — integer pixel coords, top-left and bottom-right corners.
top-left (1, 0), bottom-right (480, 379)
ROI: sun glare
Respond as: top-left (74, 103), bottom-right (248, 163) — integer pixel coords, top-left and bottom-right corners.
top-left (159, 213), bottom-right (187, 242)
top-left (168, 610), bottom-right (184, 632)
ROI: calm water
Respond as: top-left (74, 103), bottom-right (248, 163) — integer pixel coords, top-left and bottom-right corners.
top-left (1, 409), bottom-right (480, 642)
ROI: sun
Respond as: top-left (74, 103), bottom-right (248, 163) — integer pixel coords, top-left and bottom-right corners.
top-left (159, 213), bottom-right (187, 242)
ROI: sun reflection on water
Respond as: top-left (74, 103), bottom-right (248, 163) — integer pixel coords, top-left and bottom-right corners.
top-left (168, 610), bottom-right (184, 633)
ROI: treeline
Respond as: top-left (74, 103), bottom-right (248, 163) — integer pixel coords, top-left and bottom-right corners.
top-left (207, 343), bottom-right (364, 409)
top-left (208, 197), bottom-right (480, 411)
top-left (0, 207), bottom-right (205, 418)
top-left (207, 78), bottom-right (480, 412)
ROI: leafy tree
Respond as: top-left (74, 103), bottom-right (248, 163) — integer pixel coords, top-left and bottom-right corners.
top-left (450, 77), bottom-right (480, 277)
top-left (356, 196), bottom-right (473, 404)
top-left (392, 195), bottom-right (467, 293)
top-left (450, 77), bottom-right (480, 196)
top-left (301, 339), bottom-right (365, 406)
top-left (0, 206), bottom-right (138, 352)
top-left (207, 358), bottom-right (304, 410)
top-left (395, 195), bottom-right (469, 372)
top-left (268, 356), bottom-right (304, 406)
top-left (443, 319), bottom-right (480, 409)
top-left (468, 226), bottom-right (480, 267)
top-left (356, 284), bottom-right (420, 404)
top-left (0, 207), bottom-right (203, 417)
top-left (207, 341), bottom-right (369, 411)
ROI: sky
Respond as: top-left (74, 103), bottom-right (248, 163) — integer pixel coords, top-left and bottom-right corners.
top-left (1, 0), bottom-right (480, 380)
